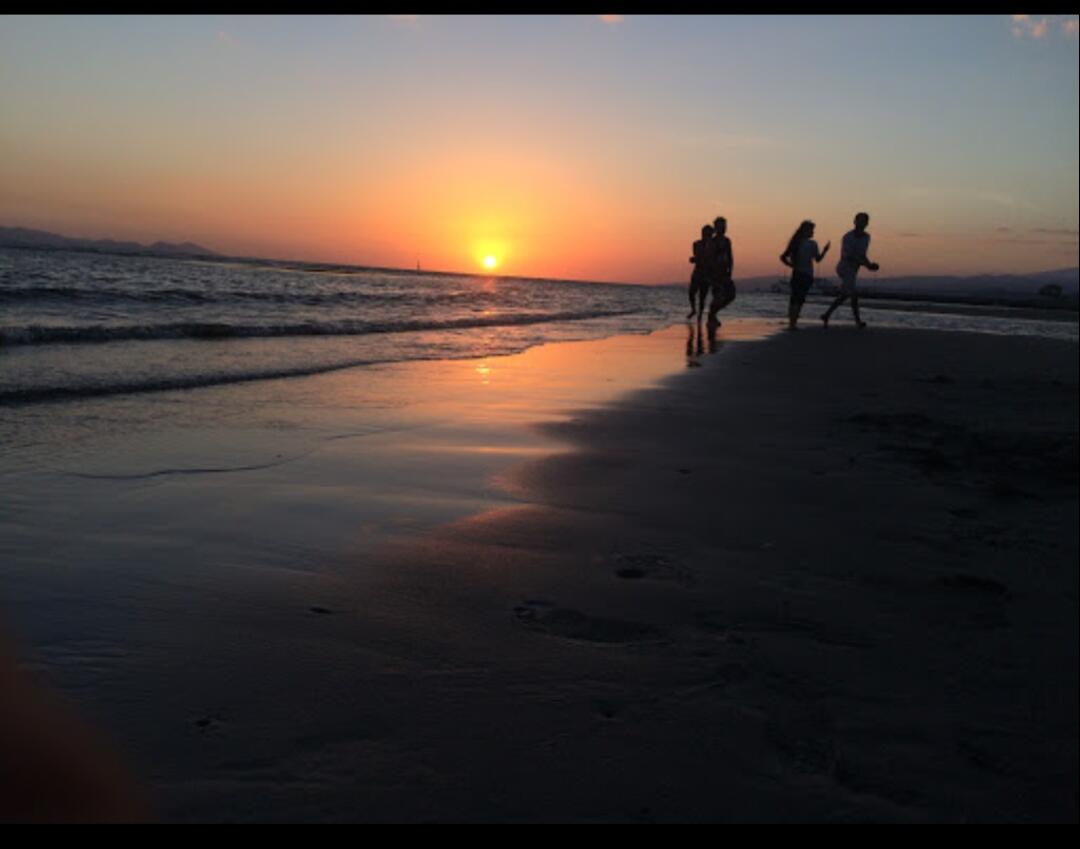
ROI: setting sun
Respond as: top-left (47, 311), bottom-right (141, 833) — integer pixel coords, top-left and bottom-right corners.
top-left (482, 255), bottom-right (498, 270)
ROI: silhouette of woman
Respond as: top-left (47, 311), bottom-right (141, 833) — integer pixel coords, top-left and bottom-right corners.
top-left (779, 220), bottom-right (829, 330)
top-left (687, 224), bottom-right (715, 318)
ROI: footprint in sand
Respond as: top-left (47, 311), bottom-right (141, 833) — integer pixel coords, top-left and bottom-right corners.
top-left (194, 713), bottom-right (225, 734)
top-left (593, 699), bottom-right (623, 720)
top-left (987, 479), bottom-right (1029, 500)
top-left (938, 574), bottom-right (1009, 597)
top-left (612, 552), bottom-right (695, 586)
top-left (937, 574), bottom-right (1011, 629)
top-left (513, 600), bottom-right (663, 644)
top-left (766, 705), bottom-right (838, 777)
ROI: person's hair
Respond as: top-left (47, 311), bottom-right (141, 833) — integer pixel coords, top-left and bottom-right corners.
top-left (782, 220), bottom-right (814, 262)
top-left (713, 216), bottom-right (726, 230)
top-left (854, 212), bottom-right (869, 227)
top-left (701, 224), bottom-right (714, 238)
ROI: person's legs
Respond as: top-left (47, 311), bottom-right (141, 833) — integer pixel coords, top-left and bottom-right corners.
top-left (789, 298), bottom-right (804, 329)
top-left (821, 292), bottom-right (846, 325)
top-left (687, 282), bottom-right (697, 318)
top-left (789, 273), bottom-right (809, 329)
top-left (850, 287), bottom-right (866, 327)
top-left (824, 269), bottom-right (855, 326)
top-left (710, 280), bottom-right (733, 323)
top-left (720, 280), bottom-right (736, 310)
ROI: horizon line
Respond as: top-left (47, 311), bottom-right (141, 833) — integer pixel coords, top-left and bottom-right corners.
top-left (1, 223), bottom-right (1077, 287)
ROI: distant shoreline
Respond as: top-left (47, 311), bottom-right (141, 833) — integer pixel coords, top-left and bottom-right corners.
top-left (807, 285), bottom-right (1079, 315)
top-left (812, 291), bottom-right (1079, 319)
top-left (0, 240), bottom-right (643, 291)
top-left (2, 239), bottom-right (1077, 313)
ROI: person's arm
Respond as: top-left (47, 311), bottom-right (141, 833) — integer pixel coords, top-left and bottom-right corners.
top-left (861, 235), bottom-right (879, 271)
top-left (816, 241), bottom-right (831, 262)
top-left (726, 239), bottom-right (734, 277)
top-left (779, 249), bottom-right (791, 268)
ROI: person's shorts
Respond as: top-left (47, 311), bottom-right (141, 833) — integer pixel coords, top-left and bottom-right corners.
top-left (713, 277), bottom-right (736, 304)
top-left (789, 271), bottom-right (813, 304)
top-left (836, 265), bottom-right (858, 292)
top-left (690, 270), bottom-right (710, 296)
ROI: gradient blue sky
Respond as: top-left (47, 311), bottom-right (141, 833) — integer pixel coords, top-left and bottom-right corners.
top-left (2, 14), bottom-right (1077, 282)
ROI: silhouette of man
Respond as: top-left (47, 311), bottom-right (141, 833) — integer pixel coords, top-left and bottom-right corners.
top-left (822, 212), bottom-right (879, 328)
top-left (707, 217), bottom-right (735, 325)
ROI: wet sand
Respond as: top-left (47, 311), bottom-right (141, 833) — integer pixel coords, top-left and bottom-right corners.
top-left (4, 321), bottom-right (1077, 821)
top-left (345, 324), bottom-right (1078, 823)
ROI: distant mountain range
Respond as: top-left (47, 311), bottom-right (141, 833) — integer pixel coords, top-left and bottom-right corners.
top-left (0, 226), bottom-right (219, 259)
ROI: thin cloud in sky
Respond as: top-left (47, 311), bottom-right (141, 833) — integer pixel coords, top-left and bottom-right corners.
top-left (672, 130), bottom-right (785, 151)
top-left (1010, 14), bottom-right (1077, 39)
top-left (1031, 227), bottom-right (1080, 236)
top-left (902, 186), bottom-right (1036, 211)
top-left (986, 235), bottom-right (1048, 245)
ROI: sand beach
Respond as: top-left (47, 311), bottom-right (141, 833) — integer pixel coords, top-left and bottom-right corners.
top-left (3, 318), bottom-right (1076, 822)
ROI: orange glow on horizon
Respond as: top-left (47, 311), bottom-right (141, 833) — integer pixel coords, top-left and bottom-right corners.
top-left (6, 120), bottom-right (1074, 284)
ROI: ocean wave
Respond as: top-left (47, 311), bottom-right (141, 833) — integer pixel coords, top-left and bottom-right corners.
top-left (0, 357), bottom-right (391, 405)
top-left (0, 308), bottom-right (640, 347)
top-left (0, 283), bottom-right (414, 306)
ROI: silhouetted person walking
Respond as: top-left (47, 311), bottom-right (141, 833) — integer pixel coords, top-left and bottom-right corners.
top-left (779, 220), bottom-right (829, 330)
top-left (822, 212), bottom-right (879, 328)
top-left (707, 216), bottom-right (735, 325)
top-left (687, 224), bottom-right (715, 318)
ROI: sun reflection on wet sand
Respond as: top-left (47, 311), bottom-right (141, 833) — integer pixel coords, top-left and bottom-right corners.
top-left (2, 320), bottom-right (783, 599)
top-left (396, 319), bottom-right (772, 429)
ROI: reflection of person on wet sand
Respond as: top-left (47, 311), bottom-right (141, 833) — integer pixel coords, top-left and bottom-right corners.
top-left (707, 217), bottom-right (735, 326)
top-left (822, 211), bottom-right (879, 329)
top-left (686, 317), bottom-right (721, 363)
top-left (706, 316), bottom-right (720, 353)
top-left (687, 224), bottom-right (715, 318)
top-left (686, 320), bottom-right (705, 365)
top-left (779, 219), bottom-right (829, 331)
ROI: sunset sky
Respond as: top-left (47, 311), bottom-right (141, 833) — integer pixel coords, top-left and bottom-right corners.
top-left (2, 14), bottom-right (1078, 283)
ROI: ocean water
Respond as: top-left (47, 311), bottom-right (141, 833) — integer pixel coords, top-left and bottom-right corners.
top-left (1, 247), bottom-right (1076, 406)
top-left (0, 248), bottom-right (685, 405)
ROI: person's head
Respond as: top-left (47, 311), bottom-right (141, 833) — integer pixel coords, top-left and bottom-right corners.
top-left (854, 212), bottom-right (870, 231)
top-left (713, 217), bottom-right (727, 236)
top-left (701, 224), bottom-right (714, 239)
top-left (784, 220), bottom-right (814, 259)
